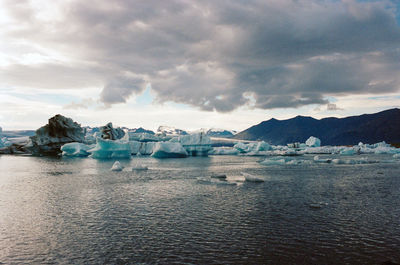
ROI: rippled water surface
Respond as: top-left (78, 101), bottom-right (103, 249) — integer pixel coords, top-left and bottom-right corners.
top-left (1, 154), bottom-right (400, 264)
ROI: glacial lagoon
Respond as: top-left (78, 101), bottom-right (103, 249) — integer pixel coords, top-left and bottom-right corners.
top-left (1, 154), bottom-right (400, 264)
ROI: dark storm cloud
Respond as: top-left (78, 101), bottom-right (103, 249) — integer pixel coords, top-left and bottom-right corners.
top-left (2, 0), bottom-right (400, 110)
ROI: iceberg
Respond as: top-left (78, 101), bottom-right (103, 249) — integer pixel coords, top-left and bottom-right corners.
top-left (128, 132), bottom-right (160, 142)
top-left (340, 147), bottom-right (360, 156)
top-left (99, 122), bottom-right (125, 140)
top-left (152, 142), bottom-right (188, 158)
top-left (111, 161), bottom-right (124, 171)
top-left (129, 141), bottom-right (155, 155)
top-left (61, 142), bottom-right (94, 157)
top-left (233, 141), bottom-right (272, 155)
top-left (89, 137), bottom-right (131, 159)
top-left (29, 114), bottom-right (85, 155)
top-left (176, 132), bottom-right (212, 156)
top-left (305, 136), bottom-right (321, 147)
top-left (208, 147), bottom-right (239, 155)
top-left (0, 137), bottom-right (12, 148)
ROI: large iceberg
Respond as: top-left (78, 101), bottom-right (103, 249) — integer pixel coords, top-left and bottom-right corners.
top-left (305, 136), bottom-right (321, 147)
top-left (29, 114), bottom-right (85, 155)
top-left (175, 132), bottom-right (212, 156)
top-left (129, 141), bottom-right (156, 155)
top-left (151, 142), bottom-right (188, 158)
top-left (61, 142), bottom-right (94, 157)
top-left (89, 137), bottom-right (131, 159)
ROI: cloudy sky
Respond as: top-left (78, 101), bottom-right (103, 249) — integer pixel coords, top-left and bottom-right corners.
top-left (1, 0), bottom-right (400, 131)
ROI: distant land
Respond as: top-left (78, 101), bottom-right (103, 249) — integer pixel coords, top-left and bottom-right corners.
top-left (234, 108), bottom-right (400, 145)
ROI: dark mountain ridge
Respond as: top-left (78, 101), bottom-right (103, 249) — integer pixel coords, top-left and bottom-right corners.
top-left (234, 108), bottom-right (400, 145)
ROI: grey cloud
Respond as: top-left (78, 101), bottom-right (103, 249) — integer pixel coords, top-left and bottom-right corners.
top-left (2, 0), bottom-right (400, 111)
top-left (327, 103), bottom-right (343, 111)
top-left (100, 76), bottom-right (145, 105)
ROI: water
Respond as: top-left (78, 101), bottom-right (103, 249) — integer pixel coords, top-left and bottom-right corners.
top-left (0, 154), bottom-right (400, 264)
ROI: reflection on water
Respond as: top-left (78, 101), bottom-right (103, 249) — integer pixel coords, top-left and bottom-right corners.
top-left (0, 154), bottom-right (400, 264)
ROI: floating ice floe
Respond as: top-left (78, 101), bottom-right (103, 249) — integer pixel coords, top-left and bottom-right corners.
top-left (151, 142), bottom-right (188, 158)
top-left (89, 137), bottom-right (131, 159)
top-left (241, 172), bottom-right (265, 182)
top-left (313, 155), bottom-right (332, 163)
top-left (111, 161), bottom-right (124, 171)
top-left (61, 142), bottom-right (94, 157)
top-left (393, 154), bottom-right (400, 159)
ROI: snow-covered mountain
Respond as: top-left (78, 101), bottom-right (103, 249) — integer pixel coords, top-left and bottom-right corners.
top-left (191, 128), bottom-right (237, 138)
top-left (157, 126), bottom-right (188, 136)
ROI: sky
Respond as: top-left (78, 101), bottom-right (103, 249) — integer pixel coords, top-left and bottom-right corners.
top-left (1, 0), bottom-right (400, 131)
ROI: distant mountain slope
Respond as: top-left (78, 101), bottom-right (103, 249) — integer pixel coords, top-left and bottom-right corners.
top-left (2, 130), bottom-right (35, 138)
top-left (157, 126), bottom-right (188, 135)
top-left (234, 108), bottom-right (400, 145)
top-left (192, 128), bottom-right (237, 138)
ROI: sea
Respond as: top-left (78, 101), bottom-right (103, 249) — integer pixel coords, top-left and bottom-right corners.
top-left (0, 154), bottom-right (400, 264)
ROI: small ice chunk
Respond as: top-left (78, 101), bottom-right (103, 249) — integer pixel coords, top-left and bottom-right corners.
top-left (332, 159), bottom-right (345, 164)
top-left (241, 172), bottom-right (265, 182)
top-left (305, 136), bottom-right (321, 147)
top-left (393, 154), bottom-right (400, 159)
top-left (313, 155), bottom-right (332, 163)
top-left (132, 165), bottom-right (148, 170)
top-left (111, 161), bottom-right (124, 171)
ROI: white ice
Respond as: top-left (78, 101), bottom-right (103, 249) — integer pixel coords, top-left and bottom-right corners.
top-left (111, 161), bottom-right (124, 171)
top-left (61, 142), bottom-right (94, 157)
top-left (208, 147), bottom-right (239, 155)
top-left (151, 142), bottom-right (188, 158)
top-left (305, 136), bottom-right (321, 147)
top-left (89, 137), bottom-right (131, 159)
top-left (175, 132), bottom-right (212, 156)
top-left (241, 172), bottom-right (265, 182)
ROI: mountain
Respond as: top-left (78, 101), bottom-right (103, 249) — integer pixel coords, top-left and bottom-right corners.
top-left (192, 128), bottom-right (237, 138)
top-left (157, 126), bottom-right (188, 135)
top-left (234, 108), bottom-right (400, 145)
top-left (129, 127), bottom-right (155, 135)
top-left (2, 130), bottom-right (35, 138)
